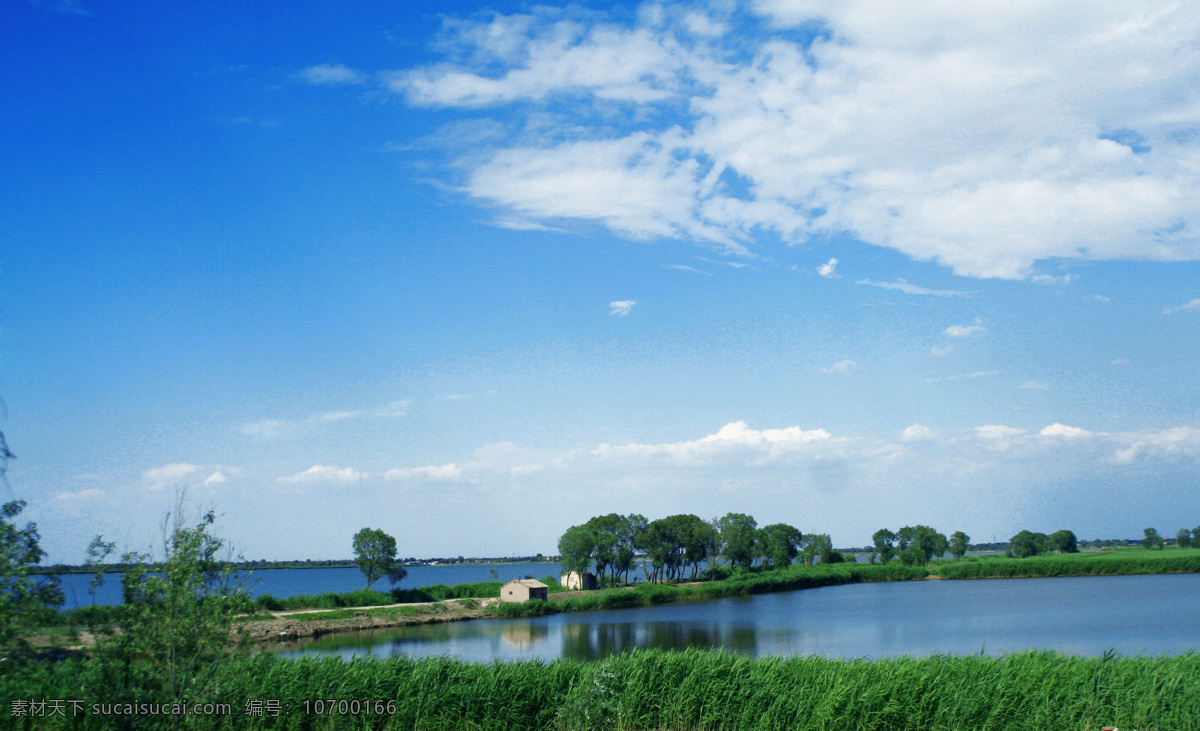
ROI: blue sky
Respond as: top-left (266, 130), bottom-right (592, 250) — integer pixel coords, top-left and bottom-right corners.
top-left (3, 0), bottom-right (1199, 564)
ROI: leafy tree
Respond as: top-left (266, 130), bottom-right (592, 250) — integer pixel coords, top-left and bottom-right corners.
top-left (948, 531), bottom-right (970, 560)
top-left (1010, 530), bottom-right (1041, 558)
top-left (1047, 529), bottom-right (1079, 554)
top-left (896, 525), bottom-right (948, 566)
top-left (586, 514), bottom-right (624, 583)
top-left (1142, 527), bottom-right (1165, 550)
top-left (678, 515), bottom-right (715, 580)
top-left (1176, 529), bottom-right (1192, 549)
top-left (1, 500), bottom-right (64, 665)
top-left (872, 529), bottom-right (897, 564)
top-left (558, 524), bottom-right (596, 577)
top-left (717, 513), bottom-right (758, 570)
top-left (97, 502), bottom-right (251, 723)
top-left (616, 514), bottom-right (646, 583)
top-left (803, 533), bottom-right (833, 565)
top-left (759, 523), bottom-right (803, 570)
top-left (352, 527), bottom-right (406, 589)
top-left (86, 534), bottom-right (117, 606)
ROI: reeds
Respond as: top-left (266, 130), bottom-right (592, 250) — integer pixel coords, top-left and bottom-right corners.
top-left (7, 648), bottom-right (1198, 729)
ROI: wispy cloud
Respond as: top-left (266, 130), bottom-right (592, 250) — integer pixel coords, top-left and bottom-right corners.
top-left (241, 400), bottom-right (410, 438)
top-left (943, 319), bottom-right (986, 338)
top-left (609, 300), bottom-right (636, 317)
top-left (1093, 294), bottom-right (1111, 302)
top-left (819, 359), bottom-right (858, 375)
top-left (664, 264), bottom-right (714, 276)
top-left (1110, 358), bottom-right (1130, 366)
top-left (926, 370), bottom-right (1003, 383)
top-left (929, 345), bottom-right (954, 358)
top-left (276, 465), bottom-right (366, 485)
top-left (1162, 298), bottom-right (1200, 315)
top-left (1019, 380), bottom-right (1050, 390)
top-left (857, 279), bottom-right (970, 297)
top-left (817, 258), bottom-right (839, 278)
top-left (142, 463), bottom-right (200, 490)
top-left (297, 63), bottom-right (366, 85)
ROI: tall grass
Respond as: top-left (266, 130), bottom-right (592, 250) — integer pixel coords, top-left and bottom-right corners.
top-left (933, 550), bottom-right (1200, 579)
top-left (6, 649), bottom-right (1198, 729)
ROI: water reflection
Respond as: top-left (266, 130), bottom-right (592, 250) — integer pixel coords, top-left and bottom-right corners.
top-left (271, 574), bottom-right (1200, 663)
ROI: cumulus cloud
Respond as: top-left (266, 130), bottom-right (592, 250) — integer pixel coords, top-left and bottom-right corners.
top-left (817, 257), bottom-right (839, 278)
top-left (901, 424), bottom-right (934, 442)
top-left (1040, 423), bottom-right (1094, 438)
top-left (857, 279), bottom-right (970, 297)
top-left (276, 465), bottom-right (365, 485)
top-left (820, 359), bottom-right (858, 374)
top-left (943, 319), bottom-right (986, 337)
top-left (383, 463), bottom-right (465, 482)
top-left (389, 2), bottom-right (1200, 279)
top-left (143, 463), bottom-right (200, 490)
top-left (1163, 298), bottom-right (1200, 314)
top-left (592, 420), bottom-right (834, 464)
top-left (203, 471), bottom-right (228, 486)
top-left (298, 63), bottom-right (366, 85)
top-left (609, 300), bottom-right (636, 316)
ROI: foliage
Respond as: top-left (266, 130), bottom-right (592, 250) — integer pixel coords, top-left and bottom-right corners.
top-left (84, 534), bottom-right (117, 608)
top-left (9, 649), bottom-right (1200, 730)
top-left (1010, 529), bottom-right (1046, 558)
top-left (1048, 529), bottom-right (1079, 554)
top-left (948, 530), bottom-right (970, 560)
top-left (1142, 527), bottom-right (1165, 550)
top-left (351, 527), bottom-right (406, 590)
top-left (758, 523), bottom-right (803, 570)
top-left (92, 503), bottom-right (251, 724)
top-left (556, 524), bottom-right (595, 577)
top-left (717, 512), bottom-right (758, 570)
top-left (872, 528), bottom-right (897, 564)
top-left (896, 525), bottom-right (948, 566)
top-left (0, 500), bottom-right (64, 664)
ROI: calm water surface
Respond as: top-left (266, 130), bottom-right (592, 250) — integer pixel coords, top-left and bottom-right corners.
top-left (273, 574), bottom-right (1200, 662)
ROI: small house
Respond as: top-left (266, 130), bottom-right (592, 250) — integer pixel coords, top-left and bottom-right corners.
top-left (560, 571), bottom-right (598, 590)
top-left (500, 579), bottom-right (548, 603)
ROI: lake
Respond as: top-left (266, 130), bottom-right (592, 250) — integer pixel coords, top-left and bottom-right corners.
top-left (272, 573), bottom-right (1200, 662)
top-left (46, 562), bottom-right (565, 609)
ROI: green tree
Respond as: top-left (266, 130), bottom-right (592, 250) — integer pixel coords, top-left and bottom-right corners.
top-left (897, 525), bottom-right (948, 566)
top-left (803, 533), bottom-right (833, 565)
top-left (948, 531), bottom-right (970, 560)
top-left (85, 534), bottom-right (117, 606)
top-left (1047, 529), bottom-right (1078, 554)
top-left (352, 527), bottom-right (406, 589)
top-left (758, 523), bottom-right (802, 570)
top-left (1142, 527), bottom-right (1165, 550)
top-left (1, 500), bottom-right (64, 665)
top-left (98, 501), bottom-right (251, 724)
top-left (1177, 528), bottom-right (1193, 549)
top-left (718, 513), bottom-right (759, 570)
top-left (1010, 530), bottom-right (1043, 558)
top-left (872, 529), bottom-right (897, 564)
top-left (558, 524), bottom-right (596, 577)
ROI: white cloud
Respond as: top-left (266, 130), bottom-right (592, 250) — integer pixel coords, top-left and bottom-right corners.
top-left (1163, 298), bottom-right (1200, 314)
top-left (1110, 358), bottom-right (1130, 365)
top-left (901, 424), bottom-right (934, 442)
top-left (609, 300), bottom-right (636, 316)
top-left (1094, 294), bottom-right (1111, 302)
top-left (143, 463), bottom-right (200, 490)
top-left (819, 359), bottom-right (858, 374)
top-left (857, 279), bottom-right (970, 297)
top-left (392, 2), bottom-right (1200, 279)
top-left (665, 264), bottom-right (714, 275)
top-left (929, 345), bottom-right (954, 357)
top-left (943, 319), bottom-right (986, 337)
top-left (383, 463), bottom-right (465, 482)
top-left (975, 425), bottom-right (1027, 440)
top-left (817, 257), bottom-right (839, 278)
top-left (276, 465), bottom-right (366, 485)
top-left (592, 420), bottom-right (834, 464)
top-left (298, 63), bottom-right (365, 85)
top-left (203, 471), bottom-right (228, 486)
top-left (1020, 380), bottom-right (1050, 390)
top-left (1040, 423), bottom-right (1094, 438)
top-left (54, 488), bottom-right (103, 501)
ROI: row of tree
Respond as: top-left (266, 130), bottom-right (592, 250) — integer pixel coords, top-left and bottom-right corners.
top-left (870, 526), bottom-right (967, 566)
top-left (558, 513), bottom-right (862, 585)
top-left (1143, 526), bottom-right (1200, 550)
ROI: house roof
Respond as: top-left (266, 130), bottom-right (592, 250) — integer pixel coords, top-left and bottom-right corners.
top-left (503, 579), bottom-right (548, 589)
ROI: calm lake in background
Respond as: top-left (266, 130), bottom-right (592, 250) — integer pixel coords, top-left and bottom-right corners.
top-left (272, 574), bottom-right (1200, 662)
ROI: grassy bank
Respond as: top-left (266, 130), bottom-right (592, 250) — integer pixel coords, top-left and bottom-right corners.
top-left (6, 648), bottom-right (1198, 729)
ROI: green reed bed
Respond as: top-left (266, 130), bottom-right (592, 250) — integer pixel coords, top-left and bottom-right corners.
top-left (7, 649), bottom-right (1198, 729)
top-left (933, 550), bottom-right (1200, 580)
